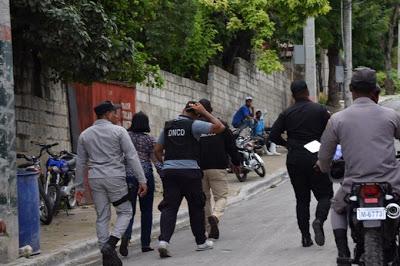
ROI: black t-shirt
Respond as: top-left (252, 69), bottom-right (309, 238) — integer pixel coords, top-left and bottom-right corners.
top-left (199, 120), bottom-right (241, 170)
top-left (269, 100), bottom-right (330, 148)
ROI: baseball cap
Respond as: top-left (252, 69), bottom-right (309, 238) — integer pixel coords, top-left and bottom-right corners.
top-left (94, 100), bottom-right (122, 116)
top-left (245, 96), bottom-right (253, 101)
top-left (350, 67), bottom-right (377, 92)
top-left (290, 80), bottom-right (308, 94)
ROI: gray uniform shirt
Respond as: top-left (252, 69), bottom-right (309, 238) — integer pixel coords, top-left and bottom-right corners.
top-left (76, 119), bottom-right (146, 187)
top-left (319, 97), bottom-right (400, 193)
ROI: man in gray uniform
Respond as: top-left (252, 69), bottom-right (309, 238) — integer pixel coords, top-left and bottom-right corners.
top-left (318, 67), bottom-right (400, 265)
top-left (76, 101), bottom-right (147, 266)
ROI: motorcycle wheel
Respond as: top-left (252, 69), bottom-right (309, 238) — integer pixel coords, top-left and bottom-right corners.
top-left (235, 169), bottom-right (248, 182)
top-left (255, 165), bottom-right (266, 178)
top-left (38, 181), bottom-right (53, 225)
top-left (364, 229), bottom-right (384, 266)
top-left (48, 184), bottom-right (61, 215)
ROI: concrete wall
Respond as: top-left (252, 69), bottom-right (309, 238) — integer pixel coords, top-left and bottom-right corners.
top-left (136, 58), bottom-right (293, 137)
top-left (14, 82), bottom-right (71, 155)
top-left (0, 0), bottom-right (18, 262)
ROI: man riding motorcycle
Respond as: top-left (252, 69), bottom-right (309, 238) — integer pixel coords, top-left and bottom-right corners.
top-left (317, 67), bottom-right (400, 265)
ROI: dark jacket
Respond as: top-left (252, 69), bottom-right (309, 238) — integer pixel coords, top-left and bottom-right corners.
top-left (199, 120), bottom-right (240, 170)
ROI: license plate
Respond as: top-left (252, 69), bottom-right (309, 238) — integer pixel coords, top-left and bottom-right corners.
top-left (357, 207), bottom-right (386, 221)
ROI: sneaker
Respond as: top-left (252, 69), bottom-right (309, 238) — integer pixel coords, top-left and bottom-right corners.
top-left (158, 241), bottom-right (171, 258)
top-left (208, 215), bottom-right (220, 240)
top-left (312, 219), bottom-right (325, 246)
top-left (266, 150), bottom-right (274, 156)
top-left (196, 239), bottom-right (214, 251)
top-left (101, 243), bottom-right (122, 266)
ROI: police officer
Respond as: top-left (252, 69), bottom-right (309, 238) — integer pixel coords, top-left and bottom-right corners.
top-left (198, 99), bottom-right (241, 240)
top-left (76, 100), bottom-right (147, 266)
top-left (269, 81), bottom-right (333, 247)
top-left (154, 101), bottom-right (225, 258)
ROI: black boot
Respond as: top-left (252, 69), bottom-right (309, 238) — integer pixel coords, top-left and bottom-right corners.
top-left (101, 236), bottom-right (122, 266)
top-left (333, 229), bottom-right (351, 266)
top-left (312, 219), bottom-right (325, 246)
top-left (119, 237), bottom-right (129, 257)
top-left (302, 233), bottom-right (314, 247)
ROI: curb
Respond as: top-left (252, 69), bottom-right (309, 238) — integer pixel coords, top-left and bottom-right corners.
top-left (8, 169), bottom-right (288, 266)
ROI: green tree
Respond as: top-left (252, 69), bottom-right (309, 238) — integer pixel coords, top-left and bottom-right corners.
top-left (11, 0), bottom-right (162, 88)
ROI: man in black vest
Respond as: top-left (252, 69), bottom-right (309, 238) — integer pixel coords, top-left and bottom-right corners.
top-left (198, 99), bottom-right (240, 240)
top-left (154, 101), bottom-right (225, 258)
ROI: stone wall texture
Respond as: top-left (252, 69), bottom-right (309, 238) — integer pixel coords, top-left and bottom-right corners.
top-left (14, 82), bottom-right (71, 154)
top-left (136, 58), bottom-right (293, 137)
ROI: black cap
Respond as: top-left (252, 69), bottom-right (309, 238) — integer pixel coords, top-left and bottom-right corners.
top-left (350, 67), bottom-right (377, 92)
top-left (199, 99), bottom-right (213, 113)
top-left (94, 100), bottom-right (122, 116)
top-left (290, 80), bottom-right (308, 94)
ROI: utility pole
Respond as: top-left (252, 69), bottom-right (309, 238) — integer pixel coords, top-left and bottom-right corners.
top-left (0, 0), bottom-right (18, 263)
top-left (343, 0), bottom-right (353, 107)
top-left (304, 17), bottom-right (318, 102)
top-left (398, 19), bottom-right (400, 78)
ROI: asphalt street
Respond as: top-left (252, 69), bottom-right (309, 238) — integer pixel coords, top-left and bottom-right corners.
top-left (122, 180), bottom-right (338, 266)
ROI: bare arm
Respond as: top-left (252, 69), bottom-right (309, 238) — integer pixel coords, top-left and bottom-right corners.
top-left (191, 103), bottom-right (225, 134)
top-left (154, 143), bottom-right (164, 163)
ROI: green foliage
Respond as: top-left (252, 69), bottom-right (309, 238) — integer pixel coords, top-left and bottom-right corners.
top-left (11, 0), bottom-right (162, 86)
top-left (11, 0), bottom-right (333, 85)
top-left (377, 70), bottom-right (400, 93)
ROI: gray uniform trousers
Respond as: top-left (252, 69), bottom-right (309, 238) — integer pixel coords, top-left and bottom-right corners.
top-left (89, 177), bottom-right (132, 248)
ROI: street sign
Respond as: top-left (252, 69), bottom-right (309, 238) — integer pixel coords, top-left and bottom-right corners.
top-left (336, 66), bottom-right (344, 83)
top-left (293, 45), bottom-right (305, 65)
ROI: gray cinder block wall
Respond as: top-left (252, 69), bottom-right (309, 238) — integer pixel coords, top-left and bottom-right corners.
top-left (136, 58), bottom-right (293, 137)
top-left (14, 82), bottom-right (71, 155)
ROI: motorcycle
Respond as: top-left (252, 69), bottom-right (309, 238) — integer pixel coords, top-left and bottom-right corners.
top-left (42, 144), bottom-right (77, 214)
top-left (17, 146), bottom-right (54, 225)
top-left (329, 151), bottom-right (400, 266)
top-left (234, 135), bottom-right (266, 182)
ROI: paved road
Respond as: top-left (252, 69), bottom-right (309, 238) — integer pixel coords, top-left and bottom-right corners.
top-left (122, 180), bottom-right (338, 266)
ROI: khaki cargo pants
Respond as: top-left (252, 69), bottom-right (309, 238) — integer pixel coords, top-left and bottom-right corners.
top-left (202, 169), bottom-right (228, 227)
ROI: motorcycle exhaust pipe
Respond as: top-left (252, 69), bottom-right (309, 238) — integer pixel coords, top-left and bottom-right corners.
top-left (386, 203), bottom-right (400, 219)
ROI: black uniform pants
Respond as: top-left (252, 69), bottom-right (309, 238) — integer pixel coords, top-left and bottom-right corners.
top-left (158, 169), bottom-right (207, 245)
top-left (287, 151), bottom-right (333, 236)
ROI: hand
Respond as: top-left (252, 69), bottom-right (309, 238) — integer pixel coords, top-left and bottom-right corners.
top-left (190, 102), bottom-right (208, 115)
top-left (76, 190), bottom-right (84, 206)
top-left (313, 161), bottom-right (322, 175)
top-left (138, 182), bottom-right (148, 198)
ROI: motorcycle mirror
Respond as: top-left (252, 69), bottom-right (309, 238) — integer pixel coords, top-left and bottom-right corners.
top-left (16, 153), bottom-right (25, 159)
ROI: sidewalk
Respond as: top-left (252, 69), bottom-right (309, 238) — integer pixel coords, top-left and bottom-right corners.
top-left (10, 149), bottom-right (287, 265)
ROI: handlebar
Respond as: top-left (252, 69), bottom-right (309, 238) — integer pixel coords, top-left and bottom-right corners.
top-left (30, 141), bottom-right (59, 158)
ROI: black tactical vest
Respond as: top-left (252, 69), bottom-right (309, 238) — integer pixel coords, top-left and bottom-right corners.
top-left (164, 117), bottom-right (200, 161)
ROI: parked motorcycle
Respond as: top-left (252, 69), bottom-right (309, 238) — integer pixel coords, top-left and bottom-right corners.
top-left (42, 144), bottom-right (77, 214)
top-left (235, 135), bottom-right (266, 182)
top-left (17, 147), bottom-right (54, 225)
